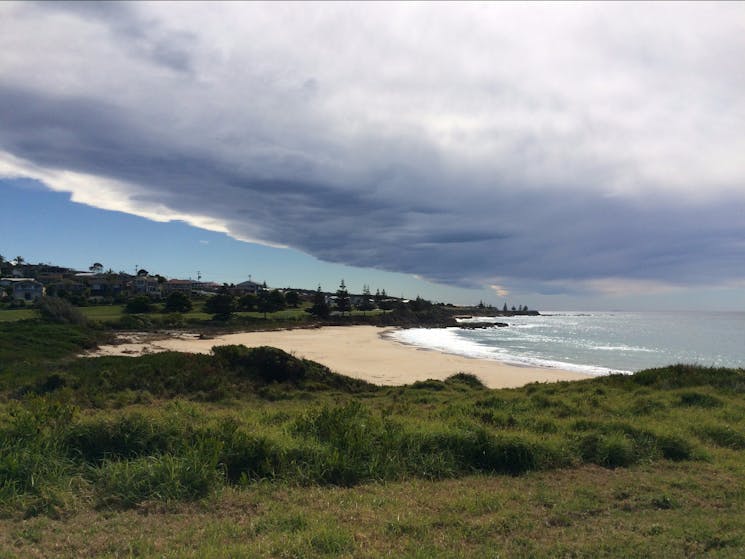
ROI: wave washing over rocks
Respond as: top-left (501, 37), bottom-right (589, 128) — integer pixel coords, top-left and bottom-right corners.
top-left (389, 311), bottom-right (745, 375)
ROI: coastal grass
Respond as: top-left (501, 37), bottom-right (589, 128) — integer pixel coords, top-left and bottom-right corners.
top-left (0, 308), bottom-right (37, 322)
top-left (1, 322), bottom-right (745, 556)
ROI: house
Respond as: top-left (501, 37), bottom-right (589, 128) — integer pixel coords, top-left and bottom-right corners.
top-left (74, 272), bottom-right (128, 297)
top-left (234, 280), bottom-right (264, 295)
top-left (133, 274), bottom-right (162, 297)
top-left (0, 278), bottom-right (45, 301)
top-left (164, 279), bottom-right (199, 294)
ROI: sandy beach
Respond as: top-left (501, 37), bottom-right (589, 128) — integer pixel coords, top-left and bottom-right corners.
top-left (91, 326), bottom-right (590, 388)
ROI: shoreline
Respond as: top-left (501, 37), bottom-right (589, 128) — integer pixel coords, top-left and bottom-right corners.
top-left (89, 325), bottom-right (591, 389)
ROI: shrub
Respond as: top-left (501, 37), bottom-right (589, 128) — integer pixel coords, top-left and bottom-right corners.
top-left (445, 372), bottom-right (486, 389)
top-left (213, 345), bottom-right (307, 383)
top-left (204, 294), bottom-right (236, 320)
top-left (38, 297), bottom-right (88, 326)
top-left (695, 424), bottom-right (745, 450)
top-left (125, 296), bottom-right (154, 314)
top-left (657, 434), bottom-right (695, 461)
top-left (209, 418), bottom-right (283, 482)
top-left (64, 413), bottom-right (183, 463)
top-left (115, 314), bottom-right (154, 329)
top-left (164, 292), bottom-right (192, 313)
top-left (94, 438), bottom-right (222, 508)
top-left (578, 432), bottom-right (636, 468)
top-left (0, 400), bottom-right (75, 507)
top-left (677, 391), bottom-right (723, 408)
top-left (410, 379), bottom-right (446, 391)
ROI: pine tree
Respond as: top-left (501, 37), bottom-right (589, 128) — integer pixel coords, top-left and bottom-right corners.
top-left (336, 279), bottom-right (351, 316)
top-left (309, 285), bottom-right (330, 318)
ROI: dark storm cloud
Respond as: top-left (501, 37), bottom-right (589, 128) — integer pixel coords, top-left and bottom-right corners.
top-left (1, 2), bottom-right (744, 295)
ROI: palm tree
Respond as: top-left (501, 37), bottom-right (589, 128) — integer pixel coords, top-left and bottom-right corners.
top-left (14, 256), bottom-right (25, 266)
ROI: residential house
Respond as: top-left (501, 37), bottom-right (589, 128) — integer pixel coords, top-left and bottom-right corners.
top-left (164, 279), bottom-right (199, 294)
top-left (0, 278), bottom-right (45, 301)
top-left (133, 274), bottom-right (162, 298)
top-left (233, 280), bottom-right (264, 295)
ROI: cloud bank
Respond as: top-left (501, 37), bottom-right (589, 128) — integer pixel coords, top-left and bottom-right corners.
top-left (1, 2), bottom-right (743, 295)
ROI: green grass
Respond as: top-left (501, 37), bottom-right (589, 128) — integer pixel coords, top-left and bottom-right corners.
top-left (0, 320), bottom-right (108, 370)
top-left (78, 305), bottom-right (125, 321)
top-left (0, 308), bottom-right (37, 322)
top-left (1, 321), bottom-right (745, 557)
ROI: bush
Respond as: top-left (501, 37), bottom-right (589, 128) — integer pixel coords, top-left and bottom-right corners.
top-left (204, 294), bottom-right (236, 320)
top-left (0, 400), bottom-right (75, 507)
top-left (445, 373), bottom-right (486, 389)
top-left (657, 434), bottom-right (695, 461)
top-left (164, 292), bottom-right (192, 313)
top-left (213, 345), bottom-right (307, 383)
top-left (94, 438), bottom-right (222, 508)
top-left (38, 297), bottom-right (88, 326)
top-left (125, 296), bottom-right (154, 314)
top-left (209, 418), bottom-right (283, 482)
top-left (64, 413), bottom-right (183, 463)
top-left (578, 432), bottom-right (636, 468)
top-left (695, 424), bottom-right (745, 450)
top-left (677, 391), bottom-right (723, 408)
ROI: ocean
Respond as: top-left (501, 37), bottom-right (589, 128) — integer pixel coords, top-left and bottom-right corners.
top-left (389, 311), bottom-right (745, 376)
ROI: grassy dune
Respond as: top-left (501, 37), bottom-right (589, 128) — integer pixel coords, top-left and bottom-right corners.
top-left (1, 321), bottom-right (744, 557)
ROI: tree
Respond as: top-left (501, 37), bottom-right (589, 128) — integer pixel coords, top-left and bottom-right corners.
top-left (38, 296), bottom-right (88, 325)
top-left (204, 293), bottom-right (236, 320)
top-left (125, 296), bottom-right (154, 314)
top-left (137, 269), bottom-right (149, 277)
top-left (14, 256), bottom-right (24, 266)
top-left (284, 291), bottom-right (300, 308)
top-left (238, 294), bottom-right (257, 311)
top-left (257, 289), bottom-right (285, 318)
top-left (503, 303), bottom-right (508, 312)
top-left (164, 291), bottom-right (192, 313)
top-left (335, 279), bottom-right (350, 316)
top-left (308, 285), bottom-right (330, 319)
top-left (409, 296), bottom-right (432, 312)
top-left (357, 285), bottom-right (374, 313)
top-left (89, 262), bottom-right (103, 274)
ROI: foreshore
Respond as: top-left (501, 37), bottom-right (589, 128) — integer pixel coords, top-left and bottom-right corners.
top-left (90, 325), bottom-right (591, 389)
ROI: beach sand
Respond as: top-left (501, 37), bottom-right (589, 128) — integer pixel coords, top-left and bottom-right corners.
top-left (91, 326), bottom-right (590, 388)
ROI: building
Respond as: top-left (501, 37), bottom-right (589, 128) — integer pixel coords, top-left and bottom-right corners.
top-left (133, 274), bottom-right (162, 297)
top-left (164, 279), bottom-right (199, 294)
top-left (234, 280), bottom-right (264, 295)
top-left (0, 278), bottom-right (45, 301)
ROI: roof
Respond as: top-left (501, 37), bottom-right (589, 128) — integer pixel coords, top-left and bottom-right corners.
top-left (0, 277), bottom-right (42, 283)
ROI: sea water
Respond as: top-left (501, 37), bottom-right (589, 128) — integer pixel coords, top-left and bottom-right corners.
top-left (390, 311), bottom-right (745, 375)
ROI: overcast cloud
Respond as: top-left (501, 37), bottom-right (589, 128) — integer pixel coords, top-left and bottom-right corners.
top-left (1, 2), bottom-right (743, 296)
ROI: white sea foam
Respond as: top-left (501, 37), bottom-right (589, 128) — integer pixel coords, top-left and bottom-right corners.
top-left (389, 328), bottom-right (629, 376)
top-left (394, 312), bottom-right (745, 374)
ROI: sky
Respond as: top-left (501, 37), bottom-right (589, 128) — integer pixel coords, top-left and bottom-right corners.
top-left (1, 2), bottom-right (744, 310)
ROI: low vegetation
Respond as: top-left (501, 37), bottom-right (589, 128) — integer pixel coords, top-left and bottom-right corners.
top-left (1, 322), bottom-right (744, 557)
